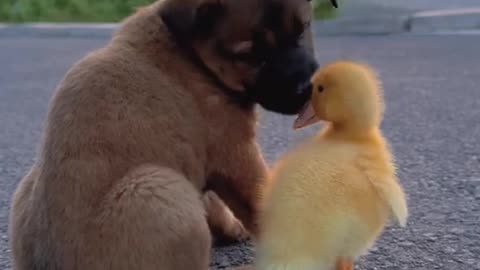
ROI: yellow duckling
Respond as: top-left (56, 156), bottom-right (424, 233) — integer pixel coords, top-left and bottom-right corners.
top-left (255, 61), bottom-right (408, 270)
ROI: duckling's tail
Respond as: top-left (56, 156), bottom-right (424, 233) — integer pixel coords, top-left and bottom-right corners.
top-left (371, 176), bottom-right (409, 227)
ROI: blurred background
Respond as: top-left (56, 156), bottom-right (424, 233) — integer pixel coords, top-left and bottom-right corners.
top-left (0, 0), bottom-right (158, 22)
top-left (0, 0), bottom-right (334, 22)
top-left (2, 0), bottom-right (480, 35)
top-left (0, 0), bottom-right (479, 270)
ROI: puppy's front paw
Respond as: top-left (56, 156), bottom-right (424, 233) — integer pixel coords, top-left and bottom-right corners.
top-left (228, 217), bottom-right (250, 242)
top-left (203, 191), bottom-right (251, 244)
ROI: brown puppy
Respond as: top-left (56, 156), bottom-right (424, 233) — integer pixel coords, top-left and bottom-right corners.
top-left (8, 0), bottom-right (335, 269)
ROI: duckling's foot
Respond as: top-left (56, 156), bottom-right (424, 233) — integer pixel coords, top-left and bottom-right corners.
top-left (336, 258), bottom-right (353, 270)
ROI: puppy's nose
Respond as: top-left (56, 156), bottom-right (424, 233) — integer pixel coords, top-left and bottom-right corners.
top-left (297, 81), bottom-right (312, 95)
top-left (309, 61), bottom-right (319, 73)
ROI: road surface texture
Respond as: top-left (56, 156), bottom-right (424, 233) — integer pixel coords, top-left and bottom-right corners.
top-left (1, 33), bottom-right (479, 270)
top-left (336, 0), bottom-right (480, 18)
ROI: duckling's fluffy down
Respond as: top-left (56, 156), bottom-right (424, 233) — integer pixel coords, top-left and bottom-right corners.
top-left (255, 61), bottom-right (408, 270)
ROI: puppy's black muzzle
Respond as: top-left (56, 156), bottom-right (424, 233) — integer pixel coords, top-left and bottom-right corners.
top-left (250, 47), bottom-right (318, 115)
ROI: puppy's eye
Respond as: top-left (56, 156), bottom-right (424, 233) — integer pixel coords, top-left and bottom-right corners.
top-left (298, 23), bottom-right (310, 40)
top-left (317, 85), bottom-right (324, 92)
top-left (231, 41), bottom-right (253, 55)
top-left (293, 21), bottom-right (310, 44)
top-left (297, 32), bottom-right (305, 43)
top-left (229, 40), bottom-right (260, 63)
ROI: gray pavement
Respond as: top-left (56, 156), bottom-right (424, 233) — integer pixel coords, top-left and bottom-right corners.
top-left (1, 32), bottom-right (480, 270)
top-left (335, 0), bottom-right (480, 16)
top-left (315, 0), bottom-right (480, 34)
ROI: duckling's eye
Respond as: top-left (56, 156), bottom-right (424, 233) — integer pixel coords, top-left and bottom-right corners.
top-left (317, 85), bottom-right (324, 93)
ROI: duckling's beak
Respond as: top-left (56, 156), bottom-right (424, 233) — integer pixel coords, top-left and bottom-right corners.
top-left (293, 101), bottom-right (320, 129)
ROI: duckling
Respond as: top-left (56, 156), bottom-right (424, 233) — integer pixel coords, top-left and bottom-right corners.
top-left (255, 61), bottom-right (408, 270)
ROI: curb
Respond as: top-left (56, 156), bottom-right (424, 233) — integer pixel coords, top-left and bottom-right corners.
top-left (1, 7), bottom-right (480, 38)
top-left (406, 7), bottom-right (480, 33)
top-left (314, 15), bottom-right (408, 35)
top-left (314, 7), bottom-right (480, 36)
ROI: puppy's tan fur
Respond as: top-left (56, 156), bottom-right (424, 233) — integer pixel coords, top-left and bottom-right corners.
top-left (9, 0), bottom-right (316, 269)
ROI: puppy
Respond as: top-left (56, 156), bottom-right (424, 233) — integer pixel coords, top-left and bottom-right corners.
top-left (8, 0), bottom-right (335, 269)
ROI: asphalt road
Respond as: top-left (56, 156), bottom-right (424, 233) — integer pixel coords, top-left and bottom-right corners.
top-left (1, 33), bottom-right (479, 270)
top-left (332, 0), bottom-right (480, 21)
top-left (341, 0), bottom-right (480, 13)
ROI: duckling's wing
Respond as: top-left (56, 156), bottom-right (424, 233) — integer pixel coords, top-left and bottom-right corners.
top-left (367, 174), bottom-right (408, 227)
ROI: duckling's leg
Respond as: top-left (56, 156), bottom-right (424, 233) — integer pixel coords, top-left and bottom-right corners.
top-left (231, 266), bottom-right (254, 270)
top-left (336, 258), bottom-right (353, 270)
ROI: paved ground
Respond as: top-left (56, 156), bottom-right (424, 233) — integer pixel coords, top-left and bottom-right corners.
top-left (313, 0), bottom-right (480, 35)
top-left (1, 32), bottom-right (480, 270)
top-left (336, 0), bottom-right (480, 17)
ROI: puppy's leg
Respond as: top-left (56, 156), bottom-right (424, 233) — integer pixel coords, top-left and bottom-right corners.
top-left (208, 143), bottom-right (269, 238)
top-left (83, 165), bottom-right (211, 270)
top-left (9, 167), bottom-right (39, 270)
top-left (203, 190), bottom-right (250, 244)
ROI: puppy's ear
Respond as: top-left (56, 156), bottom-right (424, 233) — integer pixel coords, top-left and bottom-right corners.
top-left (160, 0), bottom-right (225, 41)
top-left (194, 0), bottom-right (225, 38)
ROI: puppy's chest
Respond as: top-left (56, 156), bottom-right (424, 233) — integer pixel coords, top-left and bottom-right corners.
top-left (202, 95), bottom-right (256, 168)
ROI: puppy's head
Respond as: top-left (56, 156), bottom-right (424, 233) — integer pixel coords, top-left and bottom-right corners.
top-left (160, 0), bottom-right (337, 114)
